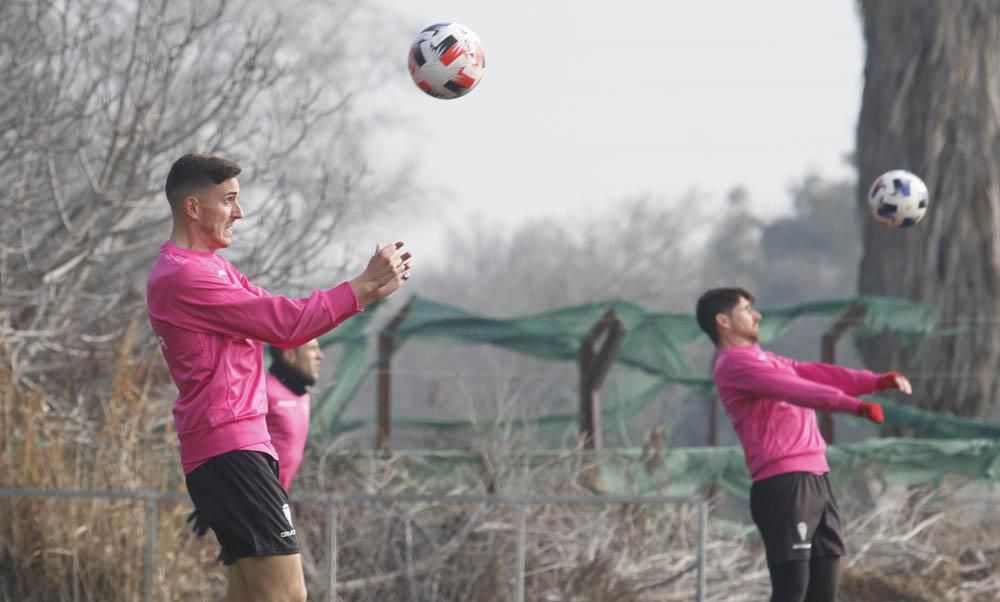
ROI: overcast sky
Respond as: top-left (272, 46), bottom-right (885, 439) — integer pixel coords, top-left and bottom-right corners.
top-left (365, 1), bottom-right (865, 264)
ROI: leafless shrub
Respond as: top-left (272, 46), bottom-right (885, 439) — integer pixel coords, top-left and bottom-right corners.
top-left (0, 0), bottom-right (409, 409)
top-left (3, 350), bottom-right (999, 601)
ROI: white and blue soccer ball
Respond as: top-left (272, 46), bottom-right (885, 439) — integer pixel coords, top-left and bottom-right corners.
top-left (867, 169), bottom-right (929, 229)
top-left (408, 22), bottom-right (486, 100)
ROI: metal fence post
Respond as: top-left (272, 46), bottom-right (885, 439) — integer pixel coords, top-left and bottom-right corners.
top-left (515, 504), bottom-right (526, 602)
top-left (696, 498), bottom-right (706, 602)
top-left (325, 502), bottom-right (338, 602)
top-left (143, 496), bottom-right (157, 602)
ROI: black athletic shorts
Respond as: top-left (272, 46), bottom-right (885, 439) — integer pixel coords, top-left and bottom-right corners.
top-left (185, 450), bottom-right (300, 565)
top-left (749, 472), bottom-right (845, 567)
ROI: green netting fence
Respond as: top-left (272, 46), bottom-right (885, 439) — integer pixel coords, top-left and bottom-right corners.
top-left (309, 294), bottom-right (1000, 442)
top-left (300, 290), bottom-right (1000, 495)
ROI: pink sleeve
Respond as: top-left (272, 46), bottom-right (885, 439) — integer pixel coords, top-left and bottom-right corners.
top-left (163, 263), bottom-right (361, 347)
top-left (716, 353), bottom-right (862, 414)
top-left (789, 360), bottom-right (881, 397)
top-left (233, 266), bottom-right (270, 299)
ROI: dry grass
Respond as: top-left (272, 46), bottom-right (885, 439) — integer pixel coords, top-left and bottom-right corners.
top-left (1, 335), bottom-right (999, 600)
top-left (839, 487), bottom-right (1000, 602)
top-left (0, 328), bottom-right (226, 601)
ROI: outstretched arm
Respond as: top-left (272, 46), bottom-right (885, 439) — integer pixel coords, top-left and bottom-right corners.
top-left (792, 361), bottom-right (912, 396)
top-left (789, 361), bottom-right (879, 396)
top-left (151, 242), bottom-right (412, 347)
top-left (155, 271), bottom-right (360, 348)
top-left (717, 353), bottom-right (864, 414)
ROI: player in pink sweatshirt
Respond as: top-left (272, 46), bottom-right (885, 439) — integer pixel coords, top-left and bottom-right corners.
top-left (265, 339), bottom-right (324, 491)
top-left (696, 287), bottom-right (911, 602)
top-left (147, 154), bottom-right (412, 602)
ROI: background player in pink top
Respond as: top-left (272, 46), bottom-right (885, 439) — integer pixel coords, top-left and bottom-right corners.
top-left (696, 287), bottom-right (911, 602)
top-left (266, 339), bottom-right (323, 491)
top-left (148, 154), bottom-right (412, 602)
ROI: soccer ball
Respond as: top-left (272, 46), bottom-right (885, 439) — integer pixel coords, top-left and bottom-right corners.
top-left (408, 22), bottom-right (485, 99)
top-left (867, 169), bottom-right (929, 228)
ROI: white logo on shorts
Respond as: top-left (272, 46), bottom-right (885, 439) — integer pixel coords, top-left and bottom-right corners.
top-left (280, 503), bottom-right (296, 538)
top-left (797, 522), bottom-right (807, 542)
top-left (792, 521), bottom-right (812, 550)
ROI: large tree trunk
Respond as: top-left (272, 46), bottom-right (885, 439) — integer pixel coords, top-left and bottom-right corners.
top-left (857, 1), bottom-right (1000, 417)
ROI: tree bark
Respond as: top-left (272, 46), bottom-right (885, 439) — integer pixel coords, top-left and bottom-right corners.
top-left (857, 0), bottom-right (1000, 417)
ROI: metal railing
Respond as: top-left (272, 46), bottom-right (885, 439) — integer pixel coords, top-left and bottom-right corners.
top-left (0, 489), bottom-right (707, 602)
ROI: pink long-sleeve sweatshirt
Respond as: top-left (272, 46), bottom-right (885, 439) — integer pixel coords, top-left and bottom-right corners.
top-left (147, 241), bottom-right (360, 474)
top-left (264, 372), bottom-right (310, 491)
top-left (713, 343), bottom-right (880, 481)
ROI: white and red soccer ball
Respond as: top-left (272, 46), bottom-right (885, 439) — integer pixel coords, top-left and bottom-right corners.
top-left (408, 22), bottom-right (485, 99)
top-left (868, 169), bottom-right (929, 229)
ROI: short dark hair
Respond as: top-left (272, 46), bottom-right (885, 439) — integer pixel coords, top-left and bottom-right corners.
top-left (696, 287), bottom-right (755, 346)
top-left (165, 154), bottom-right (242, 210)
top-left (269, 344), bottom-right (289, 365)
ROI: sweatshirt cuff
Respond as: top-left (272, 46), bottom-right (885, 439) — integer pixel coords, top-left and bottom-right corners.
top-left (322, 282), bottom-right (363, 324)
top-left (837, 393), bottom-right (863, 414)
top-left (862, 370), bottom-right (883, 393)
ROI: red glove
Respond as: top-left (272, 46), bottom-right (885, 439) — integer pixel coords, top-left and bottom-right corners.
top-left (875, 371), bottom-right (903, 391)
top-left (856, 402), bottom-right (884, 424)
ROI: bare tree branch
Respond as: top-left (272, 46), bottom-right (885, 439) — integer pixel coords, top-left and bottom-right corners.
top-left (0, 0), bottom-right (414, 409)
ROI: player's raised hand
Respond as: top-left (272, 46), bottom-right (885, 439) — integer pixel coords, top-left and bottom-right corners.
top-left (876, 370), bottom-right (912, 394)
top-left (350, 242), bottom-right (412, 307)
